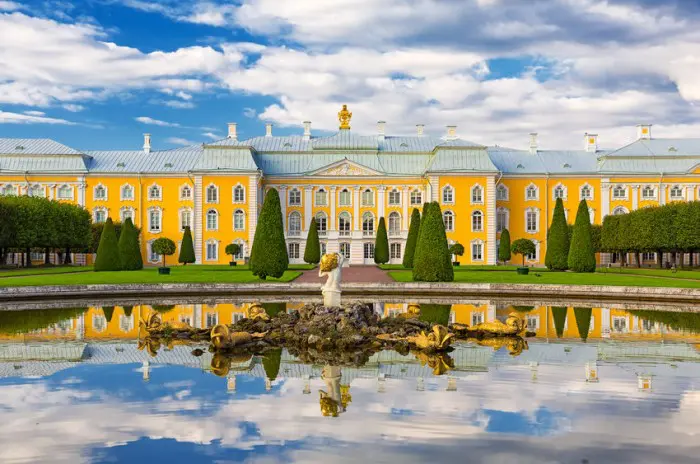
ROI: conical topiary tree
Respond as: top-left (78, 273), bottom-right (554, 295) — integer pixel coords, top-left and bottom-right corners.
top-left (262, 348), bottom-right (282, 382)
top-left (574, 307), bottom-right (593, 341)
top-left (250, 189), bottom-right (288, 280)
top-left (303, 218), bottom-right (321, 265)
top-left (545, 198), bottom-right (570, 270)
top-left (123, 306), bottom-right (133, 318)
top-left (402, 208), bottom-right (421, 268)
top-left (94, 218), bottom-right (121, 271)
top-left (568, 200), bottom-right (596, 272)
top-left (552, 306), bottom-right (568, 338)
top-left (412, 202), bottom-right (454, 282)
top-left (419, 304), bottom-right (452, 326)
top-left (262, 302), bottom-right (286, 318)
top-left (118, 218), bottom-right (143, 270)
top-left (374, 217), bottom-right (389, 264)
top-left (178, 226), bottom-right (196, 265)
top-left (102, 306), bottom-right (115, 324)
top-left (498, 229), bottom-right (511, 264)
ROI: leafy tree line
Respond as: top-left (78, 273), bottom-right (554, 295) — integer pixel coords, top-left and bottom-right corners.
top-left (0, 196), bottom-right (91, 267)
top-left (601, 201), bottom-right (700, 267)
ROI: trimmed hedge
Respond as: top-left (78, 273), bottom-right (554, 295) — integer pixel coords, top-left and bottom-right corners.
top-left (568, 200), bottom-right (596, 272)
top-left (250, 189), bottom-right (288, 279)
top-left (0, 307), bottom-right (86, 334)
top-left (262, 302), bottom-right (286, 318)
top-left (262, 347), bottom-right (283, 381)
top-left (498, 229), bottom-right (511, 264)
top-left (552, 306), bottom-right (568, 338)
top-left (225, 243), bottom-right (241, 262)
top-left (94, 218), bottom-right (121, 271)
top-left (402, 208), bottom-right (421, 268)
top-left (573, 307), bottom-right (592, 341)
top-left (118, 218), bottom-right (143, 270)
top-left (418, 304), bottom-right (452, 326)
top-left (152, 237), bottom-right (176, 268)
top-left (545, 198), bottom-right (570, 270)
top-left (374, 217), bottom-right (389, 264)
top-left (178, 226), bottom-right (196, 265)
top-left (304, 218), bottom-right (321, 265)
top-left (511, 238), bottom-right (536, 267)
top-left (629, 310), bottom-right (700, 334)
top-left (412, 202), bottom-right (454, 282)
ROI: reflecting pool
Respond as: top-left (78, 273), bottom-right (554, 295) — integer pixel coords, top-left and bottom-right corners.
top-left (1, 300), bottom-right (699, 463)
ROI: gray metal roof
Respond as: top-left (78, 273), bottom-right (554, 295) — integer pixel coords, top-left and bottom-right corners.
top-left (487, 148), bottom-right (600, 174)
top-left (606, 138), bottom-right (700, 157)
top-left (0, 138), bottom-right (83, 156)
top-left (254, 153), bottom-right (431, 176)
top-left (0, 155), bottom-right (89, 173)
top-left (86, 146), bottom-right (203, 173)
top-left (428, 148), bottom-right (498, 173)
top-left (193, 147), bottom-right (259, 172)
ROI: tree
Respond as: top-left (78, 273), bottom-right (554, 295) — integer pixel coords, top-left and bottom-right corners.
top-left (498, 229), bottom-right (512, 264)
top-left (303, 218), bottom-right (321, 265)
top-left (178, 226), bottom-right (196, 265)
top-left (568, 200), bottom-right (596, 272)
top-left (418, 304), bottom-right (452, 325)
top-left (152, 237), bottom-right (176, 268)
top-left (94, 218), bottom-right (121, 271)
top-left (412, 202), bottom-right (453, 282)
top-left (449, 243), bottom-right (464, 263)
top-left (262, 348), bottom-right (282, 382)
top-left (574, 307), bottom-right (593, 341)
top-left (102, 306), bottom-right (115, 324)
top-left (545, 198), bottom-right (570, 270)
top-left (402, 208), bottom-right (421, 268)
top-left (225, 243), bottom-right (241, 263)
top-left (511, 238), bottom-right (536, 267)
top-left (374, 217), bottom-right (389, 264)
top-left (552, 306), bottom-right (568, 338)
top-left (262, 302), bottom-right (286, 318)
top-left (118, 218), bottom-right (143, 270)
top-left (250, 189), bottom-right (288, 279)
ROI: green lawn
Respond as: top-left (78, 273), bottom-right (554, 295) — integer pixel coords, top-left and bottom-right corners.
top-left (380, 264), bottom-right (523, 271)
top-left (0, 266), bottom-right (92, 278)
top-left (194, 263), bottom-right (315, 271)
top-left (596, 267), bottom-right (700, 280)
top-left (388, 269), bottom-right (700, 288)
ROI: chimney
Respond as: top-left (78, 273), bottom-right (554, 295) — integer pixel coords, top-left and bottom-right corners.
top-left (416, 124), bottom-right (425, 136)
top-left (377, 121), bottom-right (386, 141)
top-left (637, 124), bottom-right (652, 140)
top-left (227, 122), bottom-right (237, 140)
top-left (265, 123), bottom-right (273, 137)
top-left (303, 121), bottom-right (311, 141)
top-left (143, 133), bottom-right (151, 154)
top-left (445, 125), bottom-right (457, 141)
top-left (585, 133), bottom-right (598, 153)
top-left (529, 133), bottom-right (538, 154)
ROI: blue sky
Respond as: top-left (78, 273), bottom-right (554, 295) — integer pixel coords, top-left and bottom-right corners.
top-left (2, 0), bottom-right (700, 150)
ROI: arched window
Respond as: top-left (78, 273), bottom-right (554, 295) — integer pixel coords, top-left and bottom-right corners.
top-left (388, 188), bottom-right (401, 206)
top-left (362, 212), bottom-right (374, 236)
top-left (471, 240), bottom-right (484, 261)
top-left (120, 207), bottom-right (134, 222)
top-left (180, 184), bottom-right (192, 200)
top-left (315, 188), bottom-right (327, 206)
top-left (149, 207), bottom-right (162, 232)
top-left (206, 184), bottom-right (218, 203)
top-left (361, 189), bottom-right (374, 206)
top-left (496, 184), bottom-right (508, 201)
top-left (612, 206), bottom-right (628, 216)
top-left (443, 210), bottom-right (454, 232)
top-left (288, 188), bottom-right (301, 206)
top-left (526, 184), bottom-right (538, 201)
top-left (94, 184), bottom-right (107, 200)
top-left (442, 185), bottom-right (454, 204)
top-left (553, 184), bottom-right (566, 200)
top-left (288, 211), bottom-right (302, 235)
top-left (233, 209), bottom-right (245, 231)
top-left (612, 185), bottom-right (626, 199)
top-left (206, 240), bottom-right (218, 261)
top-left (641, 185), bottom-right (655, 199)
top-left (471, 185), bottom-right (483, 204)
top-left (339, 212), bottom-right (351, 236)
top-left (315, 212), bottom-right (327, 236)
top-left (148, 184), bottom-right (162, 200)
top-left (56, 184), bottom-right (72, 199)
top-left (121, 184), bottom-right (134, 200)
top-left (339, 188), bottom-right (351, 206)
top-left (180, 208), bottom-right (192, 231)
top-left (388, 212), bottom-right (401, 236)
top-left (525, 208), bottom-right (539, 233)
top-left (29, 184), bottom-right (44, 197)
top-left (206, 209), bottom-right (218, 230)
top-left (472, 211), bottom-right (483, 232)
top-left (410, 189), bottom-right (422, 205)
top-left (496, 207), bottom-right (508, 233)
top-left (1, 184), bottom-right (17, 196)
top-left (670, 185), bottom-right (684, 200)
top-left (93, 208), bottom-right (107, 224)
top-left (578, 184), bottom-right (592, 200)
top-left (526, 240), bottom-right (539, 261)
top-left (233, 185), bottom-right (245, 203)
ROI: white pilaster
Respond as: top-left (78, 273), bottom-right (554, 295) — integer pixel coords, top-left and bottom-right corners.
top-left (330, 187), bottom-right (337, 230)
top-left (402, 187), bottom-right (410, 229)
top-left (303, 186), bottom-right (313, 231)
top-left (353, 186), bottom-right (360, 230)
top-left (278, 186), bottom-right (287, 234)
top-left (659, 184), bottom-right (666, 205)
top-left (194, 175), bottom-right (203, 264)
top-left (601, 182), bottom-right (611, 218)
top-left (428, 175), bottom-right (439, 202)
top-left (48, 184), bottom-right (55, 200)
top-left (248, 174), bottom-right (259, 253)
top-left (688, 185), bottom-right (696, 202)
top-left (486, 176), bottom-right (497, 265)
top-left (631, 185), bottom-right (639, 211)
top-left (601, 308), bottom-right (611, 339)
top-left (487, 303), bottom-right (496, 322)
top-left (377, 186), bottom-right (386, 220)
top-left (77, 177), bottom-right (86, 207)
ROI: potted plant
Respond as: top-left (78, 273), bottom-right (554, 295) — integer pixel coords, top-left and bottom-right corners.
top-left (449, 243), bottom-right (465, 266)
top-left (225, 243), bottom-right (241, 266)
top-left (511, 238), bottom-right (536, 275)
top-left (152, 237), bottom-right (176, 275)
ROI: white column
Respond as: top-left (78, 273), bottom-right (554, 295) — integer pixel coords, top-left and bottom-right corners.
top-left (248, 174), bottom-right (259, 252)
top-left (77, 177), bottom-right (86, 206)
top-left (601, 183), bottom-right (611, 218)
top-left (377, 186), bottom-right (386, 220)
top-left (601, 308), bottom-right (611, 339)
top-left (303, 186), bottom-right (313, 231)
top-left (688, 185), bottom-right (696, 202)
top-left (353, 186), bottom-right (360, 231)
top-left (278, 186), bottom-right (287, 234)
top-left (631, 185), bottom-right (639, 210)
top-left (486, 176), bottom-right (497, 265)
top-left (659, 183), bottom-right (666, 205)
top-left (48, 184), bottom-right (55, 200)
top-left (194, 175), bottom-right (203, 264)
top-left (402, 187), bottom-right (410, 230)
top-left (428, 175), bottom-right (439, 202)
top-left (487, 303), bottom-right (496, 322)
top-left (329, 187), bottom-right (337, 230)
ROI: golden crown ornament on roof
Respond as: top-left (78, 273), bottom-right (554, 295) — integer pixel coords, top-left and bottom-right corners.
top-left (338, 104), bottom-right (352, 130)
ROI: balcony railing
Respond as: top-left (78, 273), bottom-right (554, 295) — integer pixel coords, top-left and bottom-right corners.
top-left (288, 229), bottom-right (301, 237)
top-left (339, 230), bottom-right (351, 237)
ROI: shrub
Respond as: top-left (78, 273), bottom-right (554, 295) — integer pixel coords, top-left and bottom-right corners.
top-left (122, 306), bottom-right (133, 318)
top-left (118, 218), bottom-right (143, 270)
top-left (102, 306), bottom-right (115, 323)
top-left (303, 218), bottom-right (321, 265)
top-left (412, 202), bottom-right (453, 282)
top-left (152, 237), bottom-right (176, 268)
top-left (262, 302), bottom-right (286, 318)
top-left (374, 217), bottom-right (389, 264)
top-left (568, 199), bottom-right (596, 272)
top-left (262, 347), bottom-right (282, 381)
top-left (225, 243), bottom-right (241, 262)
top-left (449, 243), bottom-right (465, 261)
top-left (511, 238), bottom-right (536, 267)
top-left (178, 226), bottom-right (196, 265)
top-left (0, 307), bottom-right (86, 334)
top-left (574, 307), bottom-right (593, 341)
top-left (418, 304), bottom-right (452, 326)
top-left (402, 208), bottom-right (421, 268)
top-left (250, 189), bottom-right (288, 279)
top-left (94, 218), bottom-right (121, 271)
top-left (498, 229), bottom-right (511, 264)
top-left (552, 306), bottom-right (567, 338)
top-left (545, 198), bottom-right (570, 270)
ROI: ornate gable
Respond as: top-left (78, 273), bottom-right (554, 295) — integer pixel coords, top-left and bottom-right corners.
top-left (310, 159), bottom-right (383, 177)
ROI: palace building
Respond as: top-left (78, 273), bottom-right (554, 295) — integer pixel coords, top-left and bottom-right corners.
top-left (1, 106), bottom-right (699, 266)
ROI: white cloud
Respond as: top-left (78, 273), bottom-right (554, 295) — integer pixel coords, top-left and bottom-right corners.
top-left (23, 110), bottom-right (45, 116)
top-left (202, 131), bottom-right (221, 140)
top-left (162, 100), bottom-right (196, 109)
top-left (62, 104), bottom-right (85, 112)
top-left (135, 116), bottom-right (181, 127)
top-left (165, 136), bottom-right (196, 145)
top-left (242, 107), bottom-right (257, 118)
top-left (0, 1), bottom-right (21, 12)
top-left (0, 109), bottom-right (75, 124)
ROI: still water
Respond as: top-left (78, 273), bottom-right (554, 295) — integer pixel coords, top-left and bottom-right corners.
top-left (1, 300), bottom-right (699, 463)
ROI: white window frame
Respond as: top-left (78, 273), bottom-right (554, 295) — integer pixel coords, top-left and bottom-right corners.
top-left (57, 184), bottom-right (73, 200)
top-left (338, 212), bottom-right (351, 236)
top-left (471, 184), bottom-right (484, 205)
top-left (315, 212), bottom-right (328, 237)
top-left (147, 240), bottom-right (160, 263)
top-left (148, 207), bottom-right (162, 233)
top-left (388, 212), bottom-right (401, 236)
top-left (471, 240), bottom-right (484, 262)
top-left (496, 184), bottom-right (509, 201)
top-left (361, 188), bottom-right (374, 207)
top-left (579, 183), bottom-right (593, 201)
top-left (390, 242), bottom-right (402, 259)
top-left (93, 184), bottom-right (107, 201)
top-left (612, 206), bottom-right (629, 216)
top-left (120, 206), bottom-right (134, 222)
top-left (641, 185), bottom-right (656, 200)
top-left (232, 239), bottom-right (245, 260)
top-left (1, 184), bottom-right (17, 196)
top-left (443, 210), bottom-right (454, 232)
top-left (206, 240), bottom-right (218, 261)
top-left (388, 188), bottom-right (401, 206)
top-left (525, 240), bottom-right (539, 262)
top-left (29, 184), bottom-right (45, 198)
top-left (496, 207), bottom-right (509, 233)
top-left (612, 185), bottom-right (627, 200)
top-left (553, 183), bottom-right (567, 201)
top-left (93, 207), bottom-right (108, 224)
top-left (232, 184), bottom-right (246, 204)
top-left (288, 211), bottom-right (302, 236)
top-left (588, 207), bottom-right (595, 224)
top-left (362, 212), bottom-right (375, 236)
top-left (471, 210), bottom-right (483, 232)
top-left (180, 184), bottom-right (193, 201)
top-left (339, 189), bottom-right (352, 207)
top-left (441, 185), bottom-right (454, 205)
top-left (525, 183), bottom-right (539, 201)
top-left (669, 185), bottom-right (684, 200)
top-left (288, 188), bottom-right (301, 206)
top-left (120, 183), bottom-right (134, 201)
top-left (206, 184), bottom-right (219, 204)
top-left (233, 209), bottom-right (245, 231)
top-left (206, 209), bottom-right (219, 231)
top-left (410, 189), bottom-right (422, 205)
top-left (148, 184), bottom-right (162, 201)
top-left (314, 188), bottom-right (328, 207)
top-left (525, 207), bottom-right (539, 234)
top-left (288, 242), bottom-right (300, 259)
top-left (180, 207), bottom-right (193, 231)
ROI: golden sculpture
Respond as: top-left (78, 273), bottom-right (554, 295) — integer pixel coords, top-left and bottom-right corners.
top-left (340, 385), bottom-right (352, 409)
top-left (248, 303), bottom-right (270, 321)
top-left (210, 352), bottom-right (254, 377)
top-left (210, 324), bottom-right (267, 349)
top-left (338, 104), bottom-right (352, 130)
top-left (407, 325), bottom-right (454, 351)
top-left (319, 393), bottom-right (340, 417)
top-left (469, 312), bottom-right (526, 336)
top-left (319, 253), bottom-right (339, 272)
top-left (474, 337), bottom-right (529, 356)
top-left (140, 312), bottom-right (162, 332)
top-left (414, 351), bottom-right (454, 375)
top-left (398, 304), bottom-right (420, 319)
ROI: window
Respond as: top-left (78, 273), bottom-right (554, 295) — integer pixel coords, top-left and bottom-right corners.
top-left (120, 207), bottom-right (134, 222)
top-left (206, 241), bottom-right (218, 261)
top-left (288, 188), bottom-right (301, 206)
top-left (526, 184), bottom-right (538, 200)
top-left (289, 211), bottom-right (302, 236)
top-left (288, 243), bottom-right (300, 259)
top-left (94, 184), bottom-right (107, 200)
top-left (121, 184), bottom-right (134, 200)
top-left (233, 185), bottom-right (245, 203)
top-left (580, 184), bottom-right (592, 200)
top-left (180, 185), bottom-right (192, 200)
top-left (1, 184), bottom-right (17, 196)
top-left (94, 208), bottom-right (107, 224)
top-left (320, 242), bottom-right (327, 255)
top-left (526, 208), bottom-right (538, 233)
top-left (642, 185), bottom-right (655, 199)
top-left (206, 312), bottom-right (219, 328)
top-left (119, 314), bottom-right (133, 333)
top-left (339, 189), bottom-right (351, 206)
top-left (363, 242), bottom-right (375, 259)
top-left (206, 184), bottom-right (218, 203)
top-left (553, 184), bottom-right (566, 200)
top-left (526, 240), bottom-right (538, 261)
top-left (28, 184), bottom-right (44, 197)
top-left (339, 212), bottom-right (351, 236)
top-left (443, 211), bottom-right (454, 232)
top-left (410, 189), bottom-right (422, 205)
top-left (612, 185), bottom-right (626, 199)
top-left (388, 189), bottom-right (401, 206)
top-left (149, 208), bottom-right (161, 232)
top-left (93, 315), bottom-right (107, 333)
top-left (496, 208), bottom-right (508, 233)
top-left (612, 206), bottom-right (628, 216)
top-left (471, 185), bottom-right (483, 204)
top-left (233, 209), bottom-right (245, 231)
top-left (177, 209), bottom-right (190, 231)
top-left (206, 209), bottom-right (218, 231)
top-left (471, 241), bottom-right (483, 261)
top-left (148, 184), bottom-right (161, 200)
top-left (315, 212), bottom-right (327, 236)
top-left (362, 212), bottom-right (374, 236)
top-left (388, 212), bottom-right (401, 236)
top-left (232, 240), bottom-right (245, 259)
top-left (148, 241), bottom-right (159, 262)
top-left (472, 211), bottom-right (483, 232)
top-left (339, 242), bottom-right (351, 259)
top-left (442, 185), bottom-right (454, 204)
top-left (361, 189), bottom-right (374, 206)
top-left (58, 185), bottom-right (72, 199)
top-left (390, 243), bottom-right (402, 259)
top-left (496, 184), bottom-right (508, 201)
top-left (612, 316), bottom-right (628, 333)
top-left (471, 312), bottom-right (484, 326)
top-left (232, 313), bottom-right (245, 323)
top-left (670, 185), bottom-right (683, 200)
top-left (527, 316), bottom-right (540, 331)
top-left (315, 188), bottom-right (327, 206)
top-left (642, 252), bottom-right (656, 261)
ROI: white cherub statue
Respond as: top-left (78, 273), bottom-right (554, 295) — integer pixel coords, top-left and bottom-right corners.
top-left (318, 252), bottom-right (345, 307)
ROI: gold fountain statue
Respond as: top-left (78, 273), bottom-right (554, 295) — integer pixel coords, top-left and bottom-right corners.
top-left (454, 312), bottom-right (527, 336)
top-left (338, 104), bottom-right (352, 130)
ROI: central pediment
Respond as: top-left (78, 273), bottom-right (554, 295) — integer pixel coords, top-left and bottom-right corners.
top-left (309, 159), bottom-right (383, 177)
